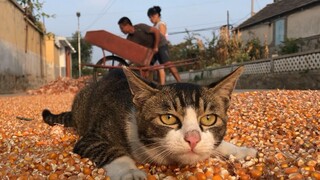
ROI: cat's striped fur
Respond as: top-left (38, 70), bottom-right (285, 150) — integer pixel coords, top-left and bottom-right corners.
top-left (42, 66), bottom-right (256, 179)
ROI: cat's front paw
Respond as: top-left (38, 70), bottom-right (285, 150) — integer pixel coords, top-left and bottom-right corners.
top-left (234, 147), bottom-right (257, 160)
top-left (103, 156), bottom-right (146, 180)
top-left (216, 141), bottom-right (257, 160)
top-left (109, 169), bottom-right (146, 180)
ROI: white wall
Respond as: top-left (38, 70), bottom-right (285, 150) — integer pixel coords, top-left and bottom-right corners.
top-left (240, 23), bottom-right (274, 45)
top-left (287, 6), bottom-right (320, 38)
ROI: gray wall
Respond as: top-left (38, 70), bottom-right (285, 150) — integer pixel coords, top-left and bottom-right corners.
top-left (0, 38), bottom-right (45, 93)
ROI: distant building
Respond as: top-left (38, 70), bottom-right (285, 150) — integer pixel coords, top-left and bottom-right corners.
top-left (55, 37), bottom-right (76, 78)
top-left (234, 0), bottom-right (320, 56)
top-left (45, 34), bottom-right (76, 81)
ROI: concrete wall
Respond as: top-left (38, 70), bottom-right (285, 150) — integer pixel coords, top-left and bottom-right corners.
top-left (0, 0), bottom-right (74, 94)
top-left (239, 23), bottom-right (273, 45)
top-left (237, 70), bottom-right (320, 90)
top-left (0, 0), bottom-right (47, 93)
top-left (286, 6), bottom-right (320, 52)
top-left (287, 6), bottom-right (320, 38)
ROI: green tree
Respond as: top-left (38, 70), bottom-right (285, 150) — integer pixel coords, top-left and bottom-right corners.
top-left (69, 32), bottom-right (93, 78)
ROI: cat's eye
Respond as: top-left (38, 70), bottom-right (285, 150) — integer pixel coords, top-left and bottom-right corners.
top-left (160, 114), bottom-right (178, 125)
top-left (200, 114), bottom-right (217, 126)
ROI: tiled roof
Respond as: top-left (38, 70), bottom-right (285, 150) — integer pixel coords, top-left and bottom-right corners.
top-left (236, 0), bottom-right (320, 30)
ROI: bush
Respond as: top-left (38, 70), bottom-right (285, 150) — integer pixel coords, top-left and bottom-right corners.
top-left (279, 38), bottom-right (301, 55)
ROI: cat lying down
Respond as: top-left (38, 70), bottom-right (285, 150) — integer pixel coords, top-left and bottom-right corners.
top-left (42, 66), bottom-right (257, 180)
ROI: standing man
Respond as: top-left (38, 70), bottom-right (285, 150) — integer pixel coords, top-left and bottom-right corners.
top-left (118, 17), bottom-right (181, 84)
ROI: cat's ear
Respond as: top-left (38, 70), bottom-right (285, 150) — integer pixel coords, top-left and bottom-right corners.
top-left (122, 66), bottom-right (159, 106)
top-left (207, 66), bottom-right (244, 98)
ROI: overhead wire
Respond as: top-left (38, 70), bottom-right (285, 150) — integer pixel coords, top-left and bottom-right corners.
top-left (168, 12), bottom-right (253, 36)
top-left (168, 25), bottom-right (221, 35)
top-left (231, 13), bottom-right (251, 27)
top-left (82, 0), bottom-right (117, 32)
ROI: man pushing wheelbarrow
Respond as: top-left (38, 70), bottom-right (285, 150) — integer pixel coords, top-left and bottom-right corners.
top-left (117, 16), bottom-right (181, 85)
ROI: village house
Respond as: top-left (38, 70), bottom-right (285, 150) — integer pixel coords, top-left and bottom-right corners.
top-left (235, 0), bottom-right (320, 56)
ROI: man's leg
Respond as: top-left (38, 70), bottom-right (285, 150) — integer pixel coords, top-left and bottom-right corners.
top-left (158, 68), bottom-right (166, 85)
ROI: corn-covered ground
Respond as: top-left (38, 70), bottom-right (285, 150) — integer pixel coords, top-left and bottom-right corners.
top-left (0, 90), bottom-right (319, 180)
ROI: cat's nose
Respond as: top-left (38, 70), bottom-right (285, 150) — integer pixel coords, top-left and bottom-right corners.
top-left (184, 130), bottom-right (201, 150)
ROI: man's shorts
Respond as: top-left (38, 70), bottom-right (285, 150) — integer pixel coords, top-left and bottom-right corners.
top-left (150, 45), bottom-right (170, 65)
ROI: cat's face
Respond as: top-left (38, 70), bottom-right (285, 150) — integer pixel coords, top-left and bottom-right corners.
top-left (123, 66), bottom-right (243, 165)
top-left (135, 85), bottom-right (228, 164)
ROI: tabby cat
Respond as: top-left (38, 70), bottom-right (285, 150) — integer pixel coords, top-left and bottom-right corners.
top-left (42, 66), bottom-right (256, 179)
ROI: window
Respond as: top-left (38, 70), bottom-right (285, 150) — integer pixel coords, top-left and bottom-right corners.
top-left (275, 19), bottom-right (285, 46)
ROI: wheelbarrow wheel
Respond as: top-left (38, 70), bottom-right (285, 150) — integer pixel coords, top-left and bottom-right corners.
top-left (93, 55), bottom-right (129, 81)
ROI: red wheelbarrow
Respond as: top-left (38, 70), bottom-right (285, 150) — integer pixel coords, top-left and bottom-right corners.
top-left (83, 30), bottom-right (197, 82)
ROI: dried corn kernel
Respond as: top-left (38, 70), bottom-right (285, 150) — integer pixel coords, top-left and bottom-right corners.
top-left (0, 90), bottom-right (319, 179)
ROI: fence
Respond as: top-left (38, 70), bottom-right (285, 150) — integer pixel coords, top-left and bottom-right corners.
top-left (168, 49), bottom-right (320, 89)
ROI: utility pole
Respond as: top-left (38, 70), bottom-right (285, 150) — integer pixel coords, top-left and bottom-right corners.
top-left (227, 10), bottom-right (230, 39)
top-left (251, 0), bottom-right (255, 16)
top-left (76, 12), bottom-right (81, 77)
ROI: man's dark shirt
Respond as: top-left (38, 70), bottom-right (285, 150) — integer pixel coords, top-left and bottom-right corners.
top-left (127, 23), bottom-right (167, 48)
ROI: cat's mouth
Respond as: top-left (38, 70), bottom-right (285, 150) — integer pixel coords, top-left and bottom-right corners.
top-left (179, 148), bottom-right (203, 158)
top-left (173, 151), bottom-right (207, 165)
top-left (186, 148), bottom-right (200, 154)
top-left (185, 151), bottom-right (200, 157)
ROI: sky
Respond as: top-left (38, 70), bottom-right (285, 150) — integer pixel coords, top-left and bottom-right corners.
top-left (42, 0), bottom-right (273, 62)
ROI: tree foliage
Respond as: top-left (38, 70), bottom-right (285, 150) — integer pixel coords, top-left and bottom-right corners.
top-left (16, 0), bottom-right (54, 31)
top-left (69, 32), bottom-right (93, 78)
top-left (168, 31), bottom-right (219, 71)
top-left (168, 30), bottom-right (268, 71)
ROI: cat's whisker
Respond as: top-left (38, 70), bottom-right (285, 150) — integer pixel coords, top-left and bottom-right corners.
top-left (145, 147), bottom-right (174, 165)
top-left (210, 149), bottom-right (238, 175)
top-left (137, 147), bottom-right (166, 164)
top-left (156, 149), bottom-right (174, 165)
top-left (211, 150), bottom-right (229, 161)
top-left (130, 140), bottom-right (163, 150)
top-left (130, 141), bottom-right (175, 165)
top-left (131, 142), bottom-right (165, 157)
